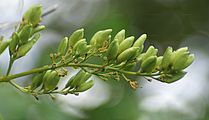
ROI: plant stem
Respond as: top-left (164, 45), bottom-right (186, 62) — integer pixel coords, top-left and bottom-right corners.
top-left (6, 57), bottom-right (14, 75)
top-left (0, 57), bottom-right (75, 82)
top-left (0, 62), bottom-right (160, 82)
top-left (0, 65), bottom-right (50, 82)
top-left (9, 81), bottom-right (28, 93)
top-left (6, 57), bottom-right (29, 93)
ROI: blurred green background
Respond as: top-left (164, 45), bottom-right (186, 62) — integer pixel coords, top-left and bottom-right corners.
top-left (0, 0), bottom-right (209, 120)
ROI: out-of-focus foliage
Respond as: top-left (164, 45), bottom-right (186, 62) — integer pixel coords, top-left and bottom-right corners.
top-left (0, 0), bottom-right (209, 120)
top-left (0, 83), bottom-right (75, 120)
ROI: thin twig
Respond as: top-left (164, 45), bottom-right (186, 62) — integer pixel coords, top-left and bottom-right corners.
top-left (42, 4), bottom-right (58, 17)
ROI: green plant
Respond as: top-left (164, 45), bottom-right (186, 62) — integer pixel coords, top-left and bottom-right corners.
top-left (0, 5), bottom-right (194, 100)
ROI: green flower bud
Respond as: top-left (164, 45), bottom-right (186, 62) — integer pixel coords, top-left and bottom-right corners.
top-left (114, 29), bottom-right (125, 44)
top-left (65, 70), bottom-right (86, 88)
top-left (72, 39), bottom-right (88, 55)
top-left (161, 47), bottom-right (173, 70)
top-left (181, 54), bottom-right (195, 69)
top-left (23, 5), bottom-right (42, 26)
top-left (90, 29), bottom-right (112, 48)
top-left (57, 37), bottom-right (68, 55)
top-left (44, 70), bottom-right (60, 92)
top-left (18, 24), bottom-right (33, 44)
top-left (106, 40), bottom-right (119, 61)
top-left (156, 56), bottom-right (163, 68)
top-left (16, 34), bottom-right (40, 58)
top-left (41, 70), bottom-right (51, 89)
top-left (169, 47), bottom-right (188, 67)
top-left (170, 47), bottom-right (188, 60)
top-left (129, 47), bottom-right (143, 61)
top-left (32, 25), bottom-right (45, 34)
top-left (79, 72), bottom-right (92, 85)
top-left (75, 80), bottom-right (94, 92)
top-left (118, 36), bottom-right (134, 54)
top-left (51, 76), bottom-right (60, 89)
top-left (117, 47), bottom-right (138, 63)
top-left (172, 51), bottom-right (190, 71)
top-left (141, 46), bottom-right (158, 61)
top-left (32, 33), bottom-right (41, 42)
top-left (85, 45), bottom-right (92, 54)
top-left (140, 56), bottom-right (157, 73)
top-left (124, 62), bottom-right (136, 70)
top-left (73, 39), bottom-right (90, 56)
top-left (136, 53), bottom-right (145, 63)
top-left (73, 39), bottom-right (86, 50)
top-left (0, 39), bottom-right (11, 55)
top-left (9, 32), bottom-right (19, 54)
top-left (31, 73), bottom-right (44, 90)
top-left (133, 34), bottom-right (147, 53)
top-left (42, 70), bottom-right (52, 81)
top-left (173, 52), bottom-right (194, 70)
top-left (77, 43), bottom-right (88, 56)
top-left (152, 56), bottom-right (163, 72)
top-left (68, 28), bottom-right (84, 48)
top-left (159, 71), bottom-right (186, 83)
top-left (71, 70), bottom-right (87, 87)
top-left (65, 76), bottom-right (75, 89)
top-left (175, 47), bottom-right (188, 53)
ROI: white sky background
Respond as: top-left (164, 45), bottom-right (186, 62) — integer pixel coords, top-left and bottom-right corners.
top-left (0, 0), bottom-right (209, 119)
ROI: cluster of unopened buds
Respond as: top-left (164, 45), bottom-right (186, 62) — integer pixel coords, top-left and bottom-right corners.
top-left (0, 5), bottom-right (194, 100)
